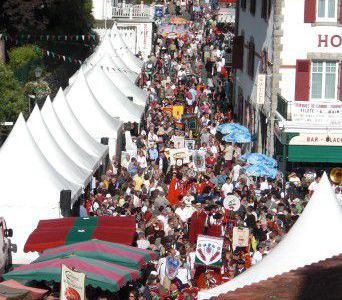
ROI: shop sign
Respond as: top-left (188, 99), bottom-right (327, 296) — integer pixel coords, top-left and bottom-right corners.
top-left (318, 34), bottom-right (342, 48)
top-left (291, 102), bottom-right (342, 126)
top-left (60, 264), bottom-right (85, 300)
top-left (256, 74), bottom-right (266, 105)
top-left (289, 133), bottom-right (342, 146)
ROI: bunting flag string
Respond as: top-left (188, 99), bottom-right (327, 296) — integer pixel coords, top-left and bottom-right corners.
top-left (34, 46), bottom-right (83, 65)
top-left (0, 32), bottom-right (97, 42)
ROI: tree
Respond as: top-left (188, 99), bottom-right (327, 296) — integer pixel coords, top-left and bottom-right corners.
top-left (0, 63), bottom-right (27, 123)
top-left (8, 45), bottom-right (44, 83)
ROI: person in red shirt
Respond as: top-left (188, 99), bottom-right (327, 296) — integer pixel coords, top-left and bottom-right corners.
top-left (188, 203), bottom-right (207, 244)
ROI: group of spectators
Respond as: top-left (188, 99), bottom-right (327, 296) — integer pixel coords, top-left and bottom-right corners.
top-left (80, 4), bottom-right (329, 300)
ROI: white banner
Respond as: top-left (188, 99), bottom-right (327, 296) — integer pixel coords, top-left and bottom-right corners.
top-left (169, 148), bottom-right (190, 166)
top-left (60, 264), bottom-right (86, 300)
top-left (256, 74), bottom-right (266, 105)
top-left (223, 195), bottom-right (241, 211)
top-left (232, 227), bottom-right (249, 250)
top-left (195, 235), bottom-right (224, 267)
top-left (291, 102), bottom-right (342, 126)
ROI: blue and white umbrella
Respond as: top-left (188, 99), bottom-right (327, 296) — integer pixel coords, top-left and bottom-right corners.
top-left (217, 123), bottom-right (249, 135)
top-left (222, 131), bottom-right (252, 143)
top-left (244, 164), bottom-right (278, 179)
top-left (240, 153), bottom-right (278, 168)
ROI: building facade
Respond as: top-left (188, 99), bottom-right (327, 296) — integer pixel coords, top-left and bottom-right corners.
top-left (233, 0), bottom-right (342, 170)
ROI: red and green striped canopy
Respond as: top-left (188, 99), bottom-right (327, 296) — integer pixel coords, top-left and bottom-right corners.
top-left (24, 216), bottom-right (136, 253)
top-left (34, 240), bottom-right (157, 269)
top-left (3, 256), bottom-right (140, 293)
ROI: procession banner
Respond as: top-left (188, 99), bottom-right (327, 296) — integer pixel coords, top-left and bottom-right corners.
top-left (185, 139), bottom-right (196, 151)
top-left (193, 150), bottom-right (206, 172)
top-left (169, 148), bottom-right (190, 166)
top-left (232, 227), bottom-right (249, 250)
top-left (195, 235), bottom-right (224, 267)
top-left (223, 195), bottom-right (241, 211)
top-left (60, 264), bottom-right (85, 300)
top-left (172, 135), bottom-right (185, 149)
top-left (172, 105), bottom-right (184, 120)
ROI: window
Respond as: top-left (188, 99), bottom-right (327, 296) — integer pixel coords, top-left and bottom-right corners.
top-left (247, 38), bottom-right (255, 78)
top-left (241, 0), bottom-right (246, 10)
top-left (311, 61), bottom-right (338, 100)
top-left (250, 0), bottom-right (256, 15)
top-left (316, 0), bottom-right (338, 21)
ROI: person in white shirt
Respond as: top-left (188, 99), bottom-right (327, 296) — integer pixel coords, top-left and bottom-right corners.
top-left (252, 245), bottom-right (264, 265)
top-left (136, 233), bottom-right (150, 250)
top-left (260, 177), bottom-right (269, 191)
top-left (221, 177), bottom-right (234, 197)
top-left (308, 175), bottom-right (321, 198)
top-left (232, 163), bottom-right (241, 182)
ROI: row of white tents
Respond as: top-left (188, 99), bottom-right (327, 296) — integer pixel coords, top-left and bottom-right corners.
top-left (0, 24), bottom-right (148, 264)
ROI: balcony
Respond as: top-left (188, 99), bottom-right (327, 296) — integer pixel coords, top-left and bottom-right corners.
top-left (112, 3), bottom-right (155, 20)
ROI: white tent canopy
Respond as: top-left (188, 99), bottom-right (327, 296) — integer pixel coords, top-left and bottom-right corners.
top-left (99, 54), bottom-right (147, 106)
top-left (111, 24), bottom-right (143, 73)
top-left (41, 96), bottom-right (98, 173)
top-left (27, 105), bottom-right (91, 187)
top-left (0, 114), bottom-right (80, 263)
top-left (65, 68), bottom-right (122, 157)
top-left (198, 173), bottom-right (342, 299)
top-left (85, 63), bottom-right (144, 123)
top-left (53, 88), bottom-right (108, 164)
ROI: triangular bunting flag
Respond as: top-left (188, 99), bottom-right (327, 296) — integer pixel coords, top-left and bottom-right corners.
top-left (62, 56), bottom-right (66, 61)
top-left (68, 57), bottom-right (72, 62)
top-left (82, 35), bottom-right (85, 40)
top-left (47, 51), bottom-right (50, 56)
top-left (78, 60), bottom-right (82, 65)
top-left (64, 35), bottom-right (67, 40)
top-left (46, 35), bottom-right (50, 40)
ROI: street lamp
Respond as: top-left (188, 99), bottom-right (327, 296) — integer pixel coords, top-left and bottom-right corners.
top-left (35, 67), bottom-right (42, 79)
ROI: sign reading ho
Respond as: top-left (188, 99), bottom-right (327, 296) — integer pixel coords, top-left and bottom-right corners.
top-left (318, 34), bottom-right (342, 48)
top-left (291, 102), bottom-right (342, 126)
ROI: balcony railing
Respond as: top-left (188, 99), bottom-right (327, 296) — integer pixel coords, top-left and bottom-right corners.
top-left (112, 3), bottom-right (155, 20)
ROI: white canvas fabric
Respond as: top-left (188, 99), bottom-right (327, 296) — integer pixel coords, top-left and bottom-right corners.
top-left (85, 63), bottom-right (144, 123)
top-left (65, 68), bottom-right (122, 157)
top-left (41, 96), bottom-right (98, 174)
top-left (0, 115), bottom-right (81, 263)
top-left (198, 173), bottom-right (342, 299)
top-left (27, 105), bottom-right (90, 187)
top-left (99, 54), bottom-right (147, 106)
top-left (53, 88), bottom-right (108, 163)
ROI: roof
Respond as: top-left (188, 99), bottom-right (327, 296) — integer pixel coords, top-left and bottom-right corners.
top-left (65, 68), bottom-right (122, 156)
top-left (52, 88), bottom-right (108, 162)
top-left (41, 96), bottom-right (98, 173)
top-left (198, 173), bottom-right (342, 299)
top-left (212, 254), bottom-right (342, 300)
top-left (85, 63), bottom-right (144, 122)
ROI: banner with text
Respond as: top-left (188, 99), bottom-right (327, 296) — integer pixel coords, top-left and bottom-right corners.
top-left (60, 264), bottom-right (85, 300)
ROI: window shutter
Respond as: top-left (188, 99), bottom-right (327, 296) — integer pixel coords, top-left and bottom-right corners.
top-left (232, 36), bottom-right (244, 70)
top-left (339, 0), bottom-right (342, 23)
top-left (304, 0), bottom-right (316, 23)
top-left (295, 60), bottom-right (311, 101)
top-left (261, 0), bottom-right (267, 19)
top-left (339, 62), bottom-right (342, 100)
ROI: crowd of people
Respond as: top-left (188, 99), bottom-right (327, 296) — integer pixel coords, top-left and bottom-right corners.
top-left (80, 3), bottom-right (324, 300)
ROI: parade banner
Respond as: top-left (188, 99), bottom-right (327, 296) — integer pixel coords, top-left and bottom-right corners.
top-left (60, 264), bottom-right (85, 300)
top-left (193, 150), bottom-right (206, 172)
top-left (232, 227), bottom-right (249, 250)
top-left (172, 135), bottom-right (185, 149)
top-left (223, 195), bottom-right (241, 211)
top-left (169, 148), bottom-right (190, 166)
top-left (172, 105), bottom-right (184, 120)
top-left (195, 235), bottom-right (224, 267)
top-left (185, 139), bottom-right (196, 151)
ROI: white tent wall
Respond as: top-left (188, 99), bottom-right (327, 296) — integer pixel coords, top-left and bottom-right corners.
top-left (85, 63), bottom-right (144, 123)
top-left (52, 88), bottom-right (108, 164)
top-left (65, 68), bottom-right (122, 157)
top-left (41, 97), bottom-right (98, 174)
top-left (27, 105), bottom-right (91, 188)
top-left (99, 54), bottom-right (147, 106)
top-left (0, 115), bottom-right (80, 263)
top-left (198, 173), bottom-right (342, 299)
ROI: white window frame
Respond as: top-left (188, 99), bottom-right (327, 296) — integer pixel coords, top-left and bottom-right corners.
top-left (310, 61), bottom-right (338, 102)
top-left (316, 0), bottom-right (338, 22)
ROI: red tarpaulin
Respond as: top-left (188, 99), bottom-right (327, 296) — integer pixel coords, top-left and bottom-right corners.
top-left (0, 280), bottom-right (48, 300)
top-left (25, 217), bottom-right (136, 253)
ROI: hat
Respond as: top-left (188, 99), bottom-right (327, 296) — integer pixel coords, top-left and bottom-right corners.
top-left (105, 194), bottom-right (111, 198)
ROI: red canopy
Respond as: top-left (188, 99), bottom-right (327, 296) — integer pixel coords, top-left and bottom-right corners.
top-left (0, 280), bottom-right (48, 299)
top-left (25, 216), bottom-right (136, 253)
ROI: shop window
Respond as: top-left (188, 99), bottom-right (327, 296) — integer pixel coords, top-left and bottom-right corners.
top-left (247, 38), bottom-right (255, 79)
top-left (311, 61), bottom-right (338, 101)
top-left (316, 0), bottom-right (338, 21)
top-left (250, 0), bottom-right (256, 15)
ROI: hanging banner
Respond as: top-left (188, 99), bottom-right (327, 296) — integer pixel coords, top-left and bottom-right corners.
top-left (60, 264), bottom-right (85, 300)
top-left (223, 195), bottom-right (241, 211)
top-left (172, 105), bottom-right (184, 120)
top-left (232, 227), bottom-right (249, 250)
top-left (195, 235), bottom-right (224, 267)
top-left (193, 150), bottom-right (206, 172)
top-left (256, 74), bottom-right (266, 105)
top-left (172, 135), bottom-right (185, 149)
top-left (169, 148), bottom-right (190, 166)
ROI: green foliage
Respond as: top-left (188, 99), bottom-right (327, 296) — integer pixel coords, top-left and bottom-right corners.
top-left (8, 45), bottom-right (44, 83)
top-left (0, 63), bottom-right (27, 123)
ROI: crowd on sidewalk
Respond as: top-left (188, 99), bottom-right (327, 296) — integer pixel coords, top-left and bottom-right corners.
top-left (81, 4), bottom-right (322, 300)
